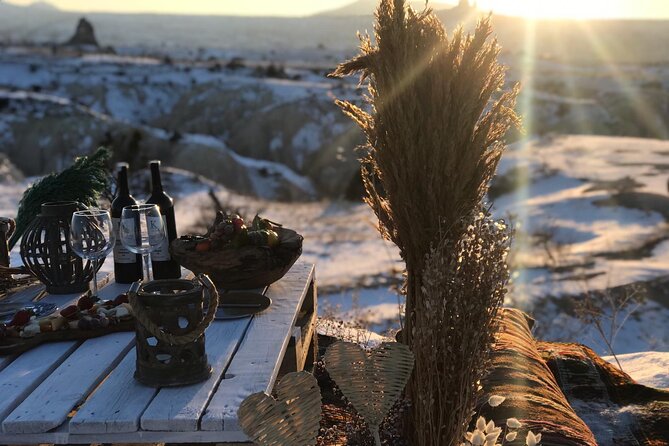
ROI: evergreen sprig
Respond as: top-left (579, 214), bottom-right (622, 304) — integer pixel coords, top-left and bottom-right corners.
top-left (9, 147), bottom-right (112, 248)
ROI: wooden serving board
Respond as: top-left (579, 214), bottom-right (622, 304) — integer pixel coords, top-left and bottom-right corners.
top-left (0, 272), bottom-right (134, 356)
top-left (0, 319), bottom-right (135, 356)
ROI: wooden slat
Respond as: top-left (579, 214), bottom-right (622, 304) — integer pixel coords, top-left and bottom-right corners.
top-left (0, 423), bottom-right (70, 445)
top-left (200, 262), bottom-right (314, 432)
top-left (1, 271), bottom-right (117, 309)
top-left (140, 317), bottom-right (252, 431)
top-left (0, 272), bottom-right (125, 431)
top-left (279, 277), bottom-right (317, 377)
top-left (0, 355), bottom-right (15, 373)
top-left (2, 332), bottom-right (134, 434)
top-left (68, 348), bottom-right (158, 434)
top-left (0, 425), bottom-right (250, 444)
top-left (40, 272), bottom-right (115, 309)
top-left (0, 342), bottom-right (79, 424)
top-left (1, 283), bottom-right (43, 305)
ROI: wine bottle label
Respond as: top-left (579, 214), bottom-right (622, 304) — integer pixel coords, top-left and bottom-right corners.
top-left (112, 218), bottom-right (136, 264)
top-left (148, 216), bottom-right (172, 262)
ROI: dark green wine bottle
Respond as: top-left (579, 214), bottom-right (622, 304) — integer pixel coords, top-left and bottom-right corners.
top-left (111, 163), bottom-right (143, 283)
top-left (145, 160), bottom-right (182, 279)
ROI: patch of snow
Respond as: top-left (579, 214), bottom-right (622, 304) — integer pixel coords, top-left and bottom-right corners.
top-left (534, 299), bottom-right (669, 356)
top-left (602, 351), bottom-right (669, 389)
top-left (317, 319), bottom-right (394, 349)
top-left (291, 122), bottom-right (323, 169)
top-left (179, 132), bottom-right (316, 199)
top-left (269, 134), bottom-right (283, 152)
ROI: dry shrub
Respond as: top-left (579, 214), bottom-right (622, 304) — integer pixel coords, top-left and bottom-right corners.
top-left (415, 210), bottom-right (511, 445)
top-left (331, 0), bottom-right (519, 444)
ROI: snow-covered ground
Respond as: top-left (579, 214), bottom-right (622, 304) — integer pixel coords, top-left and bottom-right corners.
top-left (604, 352), bottom-right (669, 389)
top-left (492, 135), bottom-right (669, 354)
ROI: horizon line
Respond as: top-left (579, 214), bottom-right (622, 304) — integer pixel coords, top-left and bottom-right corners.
top-left (4, 0), bottom-right (669, 21)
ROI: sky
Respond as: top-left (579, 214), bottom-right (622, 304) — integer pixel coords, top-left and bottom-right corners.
top-left (5, 0), bottom-right (669, 19)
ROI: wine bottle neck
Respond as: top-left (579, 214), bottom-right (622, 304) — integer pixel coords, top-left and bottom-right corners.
top-left (118, 166), bottom-right (130, 196)
top-left (150, 162), bottom-right (163, 193)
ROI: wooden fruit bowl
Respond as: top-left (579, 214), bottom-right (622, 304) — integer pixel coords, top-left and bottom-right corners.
top-left (170, 227), bottom-right (303, 290)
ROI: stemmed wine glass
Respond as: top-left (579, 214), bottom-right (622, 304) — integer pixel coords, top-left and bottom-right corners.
top-left (70, 209), bottom-right (115, 298)
top-left (119, 204), bottom-right (166, 281)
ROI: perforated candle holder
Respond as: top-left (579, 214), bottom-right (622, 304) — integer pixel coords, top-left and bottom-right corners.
top-left (128, 275), bottom-right (219, 387)
top-left (20, 201), bottom-right (99, 294)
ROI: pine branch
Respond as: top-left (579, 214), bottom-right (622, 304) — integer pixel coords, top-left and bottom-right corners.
top-left (9, 147), bottom-right (112, 248)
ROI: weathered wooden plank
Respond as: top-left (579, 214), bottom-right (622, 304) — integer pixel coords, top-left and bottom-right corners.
top-left (2, 331), bottom-right (134, 434)
top-left (200, 262), bottom-right (314, 431)
top-left (0, 425), bottom-right (250, 444)
top-left (1, 283), bottom-right (44, 305)
top-left (68, 348), bottom-right (158, 434)
top-left (279, 276), bottom-right (317, 377)
top-left (0, 355), bottom-right (15, 373)
top-left (0, 423), bottom-right (70, 445)
top-left (2, 270), bottom-right (117, 309)
top-left (40, 272), bottom-right (115, 309)
top-left (0, 272), bottom-right (126, 430)
top-left (140, 317), bottom-right (252, 432)
top-left (0, 341), bottom-right (79, 424)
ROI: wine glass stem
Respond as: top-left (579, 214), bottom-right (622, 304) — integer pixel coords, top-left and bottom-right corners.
top-left (143, 254), bottom-right (152, 281)
top-left (92, 257), bottom-right (99, 297)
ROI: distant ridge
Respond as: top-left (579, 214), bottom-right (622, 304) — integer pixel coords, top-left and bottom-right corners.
top-left (25, 1), bottom-right (59, 10)
top-left (315, 0), bottom-right (455, 16)
top-left (0, 1), bottom-right (59, 13)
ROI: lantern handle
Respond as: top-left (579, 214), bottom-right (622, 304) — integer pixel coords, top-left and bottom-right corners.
top-left (127, 274), bottom-right (219, 346)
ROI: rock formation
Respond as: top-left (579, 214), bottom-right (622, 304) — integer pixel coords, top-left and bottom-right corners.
top-left (65, 17), bottom-right (98, 47)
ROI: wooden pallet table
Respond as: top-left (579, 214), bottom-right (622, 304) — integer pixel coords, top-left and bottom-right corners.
top-left (0, 262), bottom-right (317, 445)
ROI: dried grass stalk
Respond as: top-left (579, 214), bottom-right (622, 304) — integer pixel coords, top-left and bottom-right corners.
top-left (331, 0), bottom-right (519, 444)
top-left (414, 210), bottom-right (511, 445)
top-left (332, 2), bottom-right (518, 273)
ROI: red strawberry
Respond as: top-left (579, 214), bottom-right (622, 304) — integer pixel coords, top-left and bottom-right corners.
top-left (231, 217), bottom-right (246, 233)
top-left (112, 293), bottom-right (129, 306)
top-left (60, 305), bottom-right (79, 320)
top-left (77, 295), bottom-right (94, 311)
top-left (8, 309), bottom-right (32, 327)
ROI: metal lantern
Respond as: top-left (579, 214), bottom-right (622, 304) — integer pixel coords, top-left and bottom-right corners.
top-left (129, 275), bottom-right (219, 387)
top-left (20, 201), bottom-right (102, 294)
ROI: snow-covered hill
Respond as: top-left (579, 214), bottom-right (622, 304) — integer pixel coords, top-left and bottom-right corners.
top-left (3, 48), bottom-right (669, 202)
top-left (0, 51), bottom-right (363, 199)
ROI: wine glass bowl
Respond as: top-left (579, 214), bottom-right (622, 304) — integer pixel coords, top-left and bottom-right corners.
top-left (70, 209), bottom-right (115, 298)
top-left (120, 204), bottom-right (166, 281)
